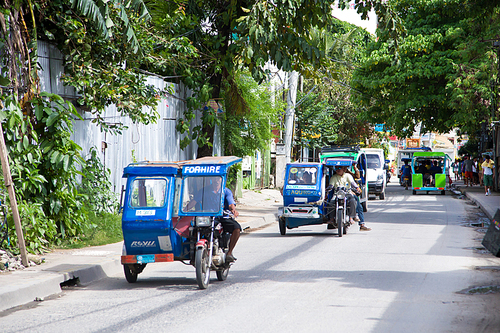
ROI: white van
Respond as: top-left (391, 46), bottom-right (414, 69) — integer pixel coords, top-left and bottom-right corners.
top-left (362, 148), bottom-right (387, 200)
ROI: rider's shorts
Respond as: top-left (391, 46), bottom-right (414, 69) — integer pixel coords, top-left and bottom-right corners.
top-left (219, 217), bottom-right (241, 233)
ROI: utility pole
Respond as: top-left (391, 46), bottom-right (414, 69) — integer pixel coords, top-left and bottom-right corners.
top-left (284, 71), bottom-right (298, 164)
top-left (0, 122), bottom-right (28, 266)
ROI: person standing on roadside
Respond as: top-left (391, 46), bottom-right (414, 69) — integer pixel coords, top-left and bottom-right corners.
top-left (463, 156), bottom-right (474, 187)
top-left (452, 159), bottom-right (460, 181)
top-left (481, 155), bottom-right (495, 196)
top-left (472, 157), bottom-right (479, 185)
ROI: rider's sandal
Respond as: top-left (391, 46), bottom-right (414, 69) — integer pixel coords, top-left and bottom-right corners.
top-left (226, 254), bottom-right (237, 263)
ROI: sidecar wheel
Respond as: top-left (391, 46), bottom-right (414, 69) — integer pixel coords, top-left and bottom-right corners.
top-left (216, 267), bottom-right (229, 281)
top-left (279, 217), bottom-right (286, 235)
top-left (124, 264), bottom-right (138, 283)
top-left (195, 247), bottom-right (210, 289)
top-left (337, 211), bottom-right (343, 237)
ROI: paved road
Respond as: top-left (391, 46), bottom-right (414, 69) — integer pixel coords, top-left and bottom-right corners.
top-left (2, 181), bottom-right (499, 332)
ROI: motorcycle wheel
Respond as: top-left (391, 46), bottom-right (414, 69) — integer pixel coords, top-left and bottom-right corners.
top-left (124, 264), bottom-right (138, 283)
top-left (279, 217), bottom-right (286, 235)
top-left (195, 247), bottom-right (210, 289)
top-left (216, 266), bottom-right (229, 281)
top-left (337, 210), bottom-right (343, 237)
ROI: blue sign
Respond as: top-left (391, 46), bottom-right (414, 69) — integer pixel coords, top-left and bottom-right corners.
top-left (325, 159), bottom-right (352, 167)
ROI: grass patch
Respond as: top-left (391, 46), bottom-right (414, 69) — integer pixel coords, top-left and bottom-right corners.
top-left (58, 212), bottom-right (122, 249)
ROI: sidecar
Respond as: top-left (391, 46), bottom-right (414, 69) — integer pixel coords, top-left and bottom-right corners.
top-left (278, 158), bottom-right (353, 236)
top-left (120, 156), bottom-right (241, 286)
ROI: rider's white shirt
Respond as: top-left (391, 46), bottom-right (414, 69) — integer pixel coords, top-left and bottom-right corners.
top-left (329, 173), bottom-right (358, 190)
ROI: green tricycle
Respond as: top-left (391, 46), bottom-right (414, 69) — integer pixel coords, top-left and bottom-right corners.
top-left (411, 152), bottom-right (451, 195)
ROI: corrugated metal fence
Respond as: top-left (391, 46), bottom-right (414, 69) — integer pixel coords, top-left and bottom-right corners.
top-left (38, 41), bottom-right (222, 193)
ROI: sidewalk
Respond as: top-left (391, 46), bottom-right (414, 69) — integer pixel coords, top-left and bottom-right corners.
top-left (0, 189), bottom-right (282, 313)
top-left (451, 179), bottom-right (500, 221)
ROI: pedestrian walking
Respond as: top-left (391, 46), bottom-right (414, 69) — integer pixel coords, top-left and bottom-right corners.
top-left (481, 155), bottom-right (495, 196)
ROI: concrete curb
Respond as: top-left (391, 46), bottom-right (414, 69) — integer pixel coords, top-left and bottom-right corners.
top-left (0, 214), bottom-right (277, 313)
top-left (462, 191), bottom-right (493, 221)
top-left (0, 272), bottom-right (64, 312)
top-left (0, 258), bottom-right (124, 313)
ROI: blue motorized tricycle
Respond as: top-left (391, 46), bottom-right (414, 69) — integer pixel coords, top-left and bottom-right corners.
top-left (120, 156), bottom-right (241, 289)
top-left (278, 159), bottom-right (355, 236)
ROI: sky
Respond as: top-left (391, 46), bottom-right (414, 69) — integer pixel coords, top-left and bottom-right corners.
top-left (331, 5), bottom-right (377, 35)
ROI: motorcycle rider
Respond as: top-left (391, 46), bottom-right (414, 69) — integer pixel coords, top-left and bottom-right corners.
top-left (400, 160), bottom-right (412, 189)
top-left (186, 177), bottom-right (241, 263)
top-left (329, 166), bottom-right (371, 231)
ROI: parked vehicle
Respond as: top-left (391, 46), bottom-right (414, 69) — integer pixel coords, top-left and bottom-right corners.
top-left (362, 148), bottom-right (387, 200)
top-left (411, 152), bottom-right (450, 195)
top-left (120, 156), bottom-right (241, 289)
top-left (278, 159), bottom-right (355, 236)
top-left (319, 145), bottom-right (368, 212)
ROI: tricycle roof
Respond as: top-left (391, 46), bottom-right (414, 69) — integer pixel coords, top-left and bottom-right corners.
top-left (123, 162), bottom-right (181, 177)
top-left (412, 152), bottom-right (447, 158)
top-left (319, 147), bottom-right (362, 163)
top-left (286, 162), bottom-right (322, 167)
top-left (123, 156), bottom-right (241, 178)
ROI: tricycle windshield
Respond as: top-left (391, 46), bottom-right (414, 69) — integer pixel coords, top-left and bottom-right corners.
top-left (181, 176), bottom-right (223, 213)
top-left (287, 166), bottom-right (318, 185)
top-left (129, 178), bottom-right (168, 208)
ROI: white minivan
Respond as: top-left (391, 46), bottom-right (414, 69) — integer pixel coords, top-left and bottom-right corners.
top-left (362, 148), bottom-right (387, 200)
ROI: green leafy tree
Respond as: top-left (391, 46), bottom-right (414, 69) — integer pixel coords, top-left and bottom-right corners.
top-left (0, 0), bottom-right (160, 251)
top-left (221, 70), bottom-right (284, 157)
top-left (147, 0), bottom-right (390, 157)
top-left (352, 0), bottom-right (500, 139)
top-left (294, 22), bottom-right (374, 155)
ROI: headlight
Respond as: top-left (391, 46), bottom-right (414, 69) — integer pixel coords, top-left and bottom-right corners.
top-left (195, 216), bottom-right (211, 227)
top-left (336, 190), bottom-right (346, 200)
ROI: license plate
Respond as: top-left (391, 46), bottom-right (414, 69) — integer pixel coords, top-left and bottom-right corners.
top-left (136, 210), bottom-right (155, 216)
top-left (136, 255), bottom-right (155, 263)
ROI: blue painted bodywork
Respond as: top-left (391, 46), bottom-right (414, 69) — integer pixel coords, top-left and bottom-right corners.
top-left (281, 163), bottom-right (325, 228)
top-left (121, 157), bottom-right (241, 259)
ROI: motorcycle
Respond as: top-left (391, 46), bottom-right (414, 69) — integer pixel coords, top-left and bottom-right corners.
top-left (324, 186), bottom-right (353, 237)
top-left (403, 175), bottom-right (410, 190)
top-left (278, 157), bottom-right (358, 237)
top-left (193, 212), bottom-right (234, 289)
